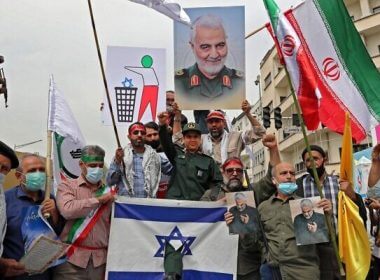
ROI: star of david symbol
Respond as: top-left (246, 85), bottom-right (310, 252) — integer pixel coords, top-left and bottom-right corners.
top-left (121, 77), bottom-right (133, 87)
top-left (154, 226), bottom-right (196, 258)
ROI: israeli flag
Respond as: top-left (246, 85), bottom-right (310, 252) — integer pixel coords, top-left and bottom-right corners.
top-left (106, 197), bottom-right (238, 280)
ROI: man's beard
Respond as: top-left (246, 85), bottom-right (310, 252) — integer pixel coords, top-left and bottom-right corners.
top-left (131, 139), bottom-right (145, 148)
top-left (210, 128), bottom-right (223, 139)
top-left (196, 55), bottom-right (227, 77)
top-left (146, 140), bottom-right (160, 150)
top-left (306, 166), bottom-right (325, 178)
top-left (226, 178), bottom-right (243, 192)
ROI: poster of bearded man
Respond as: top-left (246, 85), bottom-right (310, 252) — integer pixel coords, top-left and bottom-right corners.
top-left (174, 6), bottom-right (245, 110)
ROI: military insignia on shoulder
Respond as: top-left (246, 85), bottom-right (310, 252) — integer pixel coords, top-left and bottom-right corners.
top-left (175, 69), bottom-right (185, 76)
top-left (190, 75), bottom-right (200, 87)
top-left (235, 70), bottom-right (244, 78)
top-left (222, 75), bottom-right (232, 88)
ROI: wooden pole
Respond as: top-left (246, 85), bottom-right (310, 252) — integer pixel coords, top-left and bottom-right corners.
top-left (87, 0), bottom-right (121, 148)
top-left (245, 24), bottom-right (267, 39)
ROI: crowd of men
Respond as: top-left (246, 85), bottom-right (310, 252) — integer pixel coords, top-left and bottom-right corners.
top-left (0, 90), bottom-right (378, 280)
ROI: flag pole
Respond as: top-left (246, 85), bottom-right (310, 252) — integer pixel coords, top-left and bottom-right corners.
top-left (87, 0), bottom-right (121, 148)
top-left (245, 23), bottom-right (267, 39)
top-left (44, 76), bottom-right (54, 218)
top-left (283, 67), bottom-right (345, 277)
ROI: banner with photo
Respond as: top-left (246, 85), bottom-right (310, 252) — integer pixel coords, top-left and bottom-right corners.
top-left (174, 6), bottom-right (245, 110)
top-left (102, 46), bottom-right (166, 126)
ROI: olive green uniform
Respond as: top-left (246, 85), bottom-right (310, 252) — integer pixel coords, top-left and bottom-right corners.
top-left (258, 194), bottom-right (320, 280)
top-left (159, 124), bottom-right (222, 201)
top-left (175, 63), bottom-right (244, 110)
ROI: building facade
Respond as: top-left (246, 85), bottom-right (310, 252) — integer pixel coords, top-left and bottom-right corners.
top-left (232, 0), bottom-right (379, 182)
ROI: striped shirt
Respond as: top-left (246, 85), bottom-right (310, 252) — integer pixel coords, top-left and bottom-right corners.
top-left (301, 174), bottom-right (339, 228)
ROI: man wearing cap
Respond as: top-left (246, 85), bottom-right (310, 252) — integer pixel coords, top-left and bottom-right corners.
top-left (54, 145), bottom-right (115, 280)
top-left (106, 122), bottom-right (161, 197)
top-left (2, 153), bottom-right (62, 279)
top-left (296, 144), bottom-right (366, 280)
top-left (174, 14), bottom-right (244, 109)
top-left (0, 141), bottom-right (25, 278)
top-left (158, 113), bottom-right (223, 279)
top-left (173, 100), bottom-right (265, 167)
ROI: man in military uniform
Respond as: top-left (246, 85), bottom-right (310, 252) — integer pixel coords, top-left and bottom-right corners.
top-left (175, 14), bottom-right (244, 109)
top-left (158, 112), bottom-right (223, 279)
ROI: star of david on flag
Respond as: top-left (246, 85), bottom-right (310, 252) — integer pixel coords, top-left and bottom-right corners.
top-left (154, 226), bottom-right (196, 257)
top-left (106, 198), bottom-right (239, 280)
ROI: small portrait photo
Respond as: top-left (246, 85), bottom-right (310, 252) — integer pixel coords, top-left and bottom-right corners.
top-left (289, 196), bottom-right (329, 246)
top-left (174, 6), bottom-right (245, 110)
top-left (226, 191), bottom-right (259, 235)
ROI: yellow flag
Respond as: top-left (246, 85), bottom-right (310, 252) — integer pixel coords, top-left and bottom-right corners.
top-left (338, 113), bottom-right (370, 279)
top-left (339, 112), bottom-right (353, 183)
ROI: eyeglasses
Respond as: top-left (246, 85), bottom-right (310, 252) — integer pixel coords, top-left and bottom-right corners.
top-left (0, 163), bottom-right (11, 174)
top-left (225, 168), bottom-right (243, 175)
top-left (132, 130), bottom-right (146, 136)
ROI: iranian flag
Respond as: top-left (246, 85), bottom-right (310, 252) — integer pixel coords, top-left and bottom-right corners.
top-left (263, 0), bottom-right (380, 143)
top-left (48, 76), bottom-right (86, 192)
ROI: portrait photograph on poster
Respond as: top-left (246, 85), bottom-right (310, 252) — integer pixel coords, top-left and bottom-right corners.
top-left (174, 6), bottom-right (245, 110)
top-left (289, 196), bottom-right (329, 246)
top-left (225, 191), bottom-right (259, 235)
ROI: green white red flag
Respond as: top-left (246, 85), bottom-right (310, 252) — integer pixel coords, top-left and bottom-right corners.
top-left (263, 0), bottom-right (380, 143)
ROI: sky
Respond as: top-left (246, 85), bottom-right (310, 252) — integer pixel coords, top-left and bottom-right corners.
top-left (0, 0), bottom-right (299, 163)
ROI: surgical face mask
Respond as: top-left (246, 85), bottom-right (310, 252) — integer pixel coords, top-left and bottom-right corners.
top-left (25, 172), bottom-right (46, 192)
top-left (0, 173), bottom-right (5, 186)
top-left (86, 167), bottom-right (103, 184)
top-left (278, 182), bottom-right (298, 195)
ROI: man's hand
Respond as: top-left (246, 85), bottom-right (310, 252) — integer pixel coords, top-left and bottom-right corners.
top-left (262, 134), bottom-right (277, 149)
top-left (339, 180), bottom-right (356, 200)
top-left (240, 214), bottom-right (249, 224)
top-left (224, 211), bottom-right (234, 226)
top-left (241, 100), bottom-right (251, 115)
top-left (114, 147), bottom-right (124, 165)
top-left (307, 222), bottom-right (317, 233)
top-left (317, 198), bottom-right (332, 213)
top-left (368, 198), bottom-right (380, 210)
top-left (41, 198), bottom-right (59, 224)
top-left (172, 102), bottom-right (181, 116)
top-left (97, 192), bottom-right (115, 204)
top-left (0, 258), bottom-right (25, 277)
top-left (157, 112), bottom-right (169, 126)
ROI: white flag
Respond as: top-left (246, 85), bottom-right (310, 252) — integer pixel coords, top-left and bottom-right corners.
top-left (128, 0), bottom-right (191, 25)
top-left (48, 76), bottom-right (85, 190)
top-left (106, 198), bottom-right (238, 280)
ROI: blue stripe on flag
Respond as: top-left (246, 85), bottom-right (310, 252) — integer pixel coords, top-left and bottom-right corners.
top-left (108, 270), bottom-right (232, 280)
top-left (114, 203), bottom-right (226, 223)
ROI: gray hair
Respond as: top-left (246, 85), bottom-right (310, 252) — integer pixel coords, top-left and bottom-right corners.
top-left (81, 145), bottom-right (105, 159)
top-left (16, 153), bottom-right (44, 173)
top-left (300, 198), bottom-right (313, 209)
top-left (189, 14), bottom-right (227, 43)
top-left (234, 192), bottom-right (247, 201)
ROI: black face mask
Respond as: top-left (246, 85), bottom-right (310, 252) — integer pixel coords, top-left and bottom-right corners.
top-left (146, 140), bottom-right (160, 150)
top-left (307, 166), bottom-right (325, 178)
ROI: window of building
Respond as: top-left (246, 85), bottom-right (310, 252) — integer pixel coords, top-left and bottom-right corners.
top-left (264, 72), bottom-right (272, 89)
top-left (280, 96), bottom-right (287, 103)
top-left (373, 6), bottom-right (380, 14)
